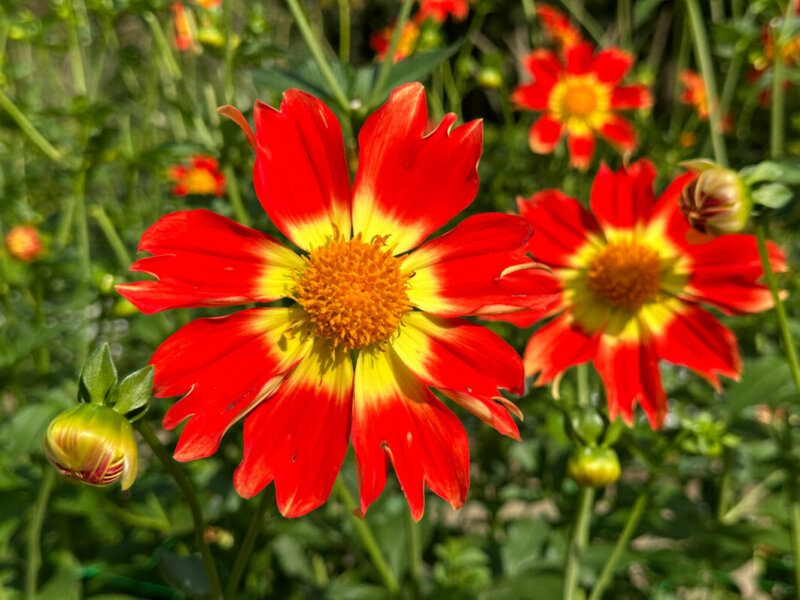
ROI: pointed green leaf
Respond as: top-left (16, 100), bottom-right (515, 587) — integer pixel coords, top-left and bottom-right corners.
top-left (752, 183), bottom-right (793, 209)
top-left (114, 365), bottom-right (154, 421)
top-left (78, 344), bottom-right (118, 405)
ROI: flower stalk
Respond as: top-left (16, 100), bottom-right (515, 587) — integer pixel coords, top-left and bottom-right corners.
top-left (224, 493), bottom-right (270, 600)
top-left (368, 0), bottom-right (414, 108)
top-left (25, 468), bottom-right (55, 600)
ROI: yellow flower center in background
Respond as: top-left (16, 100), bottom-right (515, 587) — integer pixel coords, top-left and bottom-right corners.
top-left (564, 84), bottom-right (598, 116)
top-left (586, 240), bottom-right (661, 308)
top-left (186, 168), bottom-right (218, 194)
top-left (295, 235), bottom-right (410, 350)
top-left (549, 75), bottom-right (610, 131)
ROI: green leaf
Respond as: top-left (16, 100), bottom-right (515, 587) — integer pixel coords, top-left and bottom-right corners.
top-left (114, 365), bottom-right (153, 421)
top-left (752, 183), bottom-right (793, 209)
top-left (78, 344), bottom-right (118, 405)
top-left (740, 160), bottom-right (800, 185)
top-left (157, 550), bottom-right (211, 600)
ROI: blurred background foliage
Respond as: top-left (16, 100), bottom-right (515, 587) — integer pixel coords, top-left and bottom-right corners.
top-left (2, 0), bottom-right (800, 598)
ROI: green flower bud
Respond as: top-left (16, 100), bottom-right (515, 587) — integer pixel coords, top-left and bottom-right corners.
top-left (679, 161), bottom-right (752, 236)
top-left (476, 67), bottom-right (503, 89)
top-left (567, 446), bottom-right (621, 488)
top-left (43, 404), bottom-right (138, 490)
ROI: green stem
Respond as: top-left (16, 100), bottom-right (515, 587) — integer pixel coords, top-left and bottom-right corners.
top-left (563, 486), bottom-right (595, 600)
top-left (222, 0), bottom-right (235, 104)
top-left (562, 0), bottom-right (605, 45)
top-left (144, 12), bottom-right (181, 81)
top-left (136, 421), bottom-right (223, 600)
top-left (368, 0), bottom-right (414, 108)
top-left (67, 0), bottom-right (87, 96)
top-left (337, 0), bottom-right (350, 62)
top-left (335, 479), bottom-right (399, 594)
top-left (576, 363), bottom-right (589, 407)
top-left (617, 0), bottom-right (631, 48)
top-left (406, 506), bottom-right (422, 592)
top-left (454, 2), bottom-right (491, 91)
top-left (684, 0), bottom-right (728, 167)
top-left (0, 89), bottom-right (63, 164)
top-left (771, 3), bottom-right (795, 160)
top-left (223, 165), bottom-right (250, 226)
top-left (587, 488), bottom-right (648, 600)
top-left (284, 0), bottom-right (349, 111)
top-left (89, 205), bottom-right (133, 269)
top-left (224, 493), bottom-right (269, 600)
top-left (74, 168), bottom-right (91, 369)
top-left (25, 468), bottom-right (55, 600)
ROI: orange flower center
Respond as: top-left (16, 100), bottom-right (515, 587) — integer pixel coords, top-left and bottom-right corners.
top-left (563, 83), bottom-right (599, 117)
top-left (294, 235), bottom-right (410, 350)
top-left (586, 240), bottom-right (661, 308)
top-left (185, 168), bottom-right (219, 195)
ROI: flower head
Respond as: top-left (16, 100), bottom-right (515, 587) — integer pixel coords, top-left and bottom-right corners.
top-left (118, 84), bottom-right (560, 519)
top-left (171, 2), bottom-right (196, 52)
top-left (194, 0), bottom-right (221, 8)
top-left (370, 21), bottom-right (420, 63)
top-left (414, 0), bottom-right (469, 23)
top-left (536, 4), bottom-right (583, 53)
top-left (44, 404), bottom-right (138, 490)
top-left (679, 161), bottom-right (752, 237)
top-left (503, 160), bottom-right (785, 428)
top-left (5, 225), bottom-right (43, 262)
top-left (679, 70), bottom-right (732, 132)
top-left (512, 43), bottom-right (651, 169)
top-left (169, 155), bottom-right (226, 196)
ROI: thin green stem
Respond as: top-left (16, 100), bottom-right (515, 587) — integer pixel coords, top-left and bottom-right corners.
top-left (617, 0), bottom-right (631, 48)
top-left (0, 89), bottom-right (63, 164)
top-left (222, 0), bottom-right (235, 104)
top-left (335, 479), bottom-right (399, 594)
top-left (337, 0), bottom-right (351, 62)
top-left (74, 168), bottom-right (91, 369)
top-left (406, 506), bottom-right (422, 593)
top-left (576, 363), bottom-right (589, 407)
top-left (224, 493), bottom-right (269, 600)
top-left (521, 0), bottom-right (537, 44)
top-left (587, 488), bottom-right (648, 600)
top-left (771, 3), bottom-right (795, 160)
top-left (67, 0), bottom-right (87, 96)
top-left (455, 2), bottom-right (491, 91)
top-left (684, 0), bottom-right (728, 167)
top-left (368, 0), bottom-right (414, 108)
top-left (284, 0), bottom-right (349, 111)
top-left (563, 486), bottom-right (595, 600)
top-left (136, 421), bottom-right (223, 600)
top-left (223, 165), bottom-right (250, 226)
top-left (144, 12), bottom-right (181, 81)
top-left (25, 468), bottom-right (55, 600)
top-left (562, 0), bottom-right (605, 45)
top-left (89, 205), bottom-right (133, 269)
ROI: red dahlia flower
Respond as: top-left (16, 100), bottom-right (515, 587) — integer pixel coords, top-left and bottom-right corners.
top-left (370, 22), bottom-right (420, 63)
top-left (171, 3), bottom-right (196, 52)
top-left (536, 4), bottom-right (583, 54)
top-left (169, 155), bottom-right (226, 196)
top-left (117, 83), bottom-right (560, 519)
top-left (415, 0), bottom-right (469, 23)
top-left (679, 70), bottom-right (732, 132)
top-left (512, 43), bottom-right (651, 170)
top-left (500, 160), bottom-right (785, 428)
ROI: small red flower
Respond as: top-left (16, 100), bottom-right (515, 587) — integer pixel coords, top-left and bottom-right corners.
top-left (169, 155), bottom-right (226, 197)
top-left (499, 160), bottom-right (785, 428)
top-left (194, 0), bottom-right (221, 8)
top-left (370, 21), bottom-right (420, 63)
top-left (5, 225), bottom-right (43, 262)
top-left (536, 4), bottom-right (583, 53)
top-left (171, 2), bottom-right (196, 52)
top-left (118, 84), bottom-right (560, 519)
top-left (511, 43), bottom-right (651, 170)
top-left (679, 70), bottom-right (733, 132)
top-left (415, 0), bottom-right (469, 23)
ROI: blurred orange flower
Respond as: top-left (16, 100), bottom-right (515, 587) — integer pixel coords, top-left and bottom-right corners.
top-left (679, 70), bottom-right (732, 132)
top-left (370, 21), bottom-right (420, 63)
top-left (169, 155), bottom-right (226, 196)
top-left (5, 225), bottom-right (43, 262)
top-left (415, 0), bottom-right (469, 23)
top-left (536, 4), bottom-right (583, 53)
top-left (171, 3), bottom-right (196, 52)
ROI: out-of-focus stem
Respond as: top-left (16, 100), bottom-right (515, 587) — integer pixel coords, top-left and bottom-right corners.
top-left (89, 205), bottom-right (133, 269)
top-left (222, 0), bottom-right (235, 104)
top-left (224, 493), bottom-right (269, 600)
top-left (406, 506), bottom-right (422, 592)
top-left (563, 486), bottom-right (595, 600)
top-left (25, 468), bottom-right (55, 600)
top-left (368, 0), bottom-right (414, 108)
top-left (223, 165), bottom-right (250, 226)
top-left (0, 89), bottom-right (63, 164)
top-left (338, 0), bottom-right (350, 62)
top-left (771, 2), bottom-right (794, 160)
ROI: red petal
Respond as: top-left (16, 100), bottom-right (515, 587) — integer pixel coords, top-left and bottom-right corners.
top-left (524, 312), bottom-right (600, 382)
top-left (252, 90), bottom-right (351, 250)
top-left (594, 334), bottom-right (667, 429)
top-left (352, 348), bottom-right (470, 521)
top-left (646, 172), bottom-right (698, 244)
top-left (518, 190), bottom-right (603, 268)
top-left (565, 42), bottom-right (594, 75)
top-left (597, 115), bottom-right (637, 150)
top-left (682, 236), bottom-right (786, 314)
top-left (567, 132), bottom-right (595, 169)
top-left (511, 83), bottom-right (553, 111)
top-left (522, 49), bottom-right (563, 85)
top-left (590, 47), bottom-right (634, 84)
top-left (528, 115), bottom-right (563, 154)
top-left (611, 85), bottom-right (652, 110)
top-left (352, 83), bottom-right (482, 254)
top-left (590, 160), bottom-right (656, 230)
top-left (233, 342), bottom-right (353, 516)
top-left (392, 311), bottom-right (524, 439)
top-left (116, 210), bottom-right (303, 314)
top-left (154, 308), bottom-right (313, 461)
top-left (652, 303), bottom-right (740, 388)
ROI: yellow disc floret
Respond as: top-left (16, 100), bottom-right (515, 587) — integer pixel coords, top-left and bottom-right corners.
top-left (294, 234), bottom-right (410, 350)
top-left (586, 239), bottom-right (661, 308)
top-left (549, 74), bottom-right (611, 132)
top-left (185, 168), bottom-right (219, 195)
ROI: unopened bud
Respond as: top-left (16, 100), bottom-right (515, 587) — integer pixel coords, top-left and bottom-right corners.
top-left (44, 404), bottom-right (138, 490)
top-left (5, 225), bottom-right (43, 262)
top-left (567, 446), bottom-right (621, 488)
top-left (477, 67), bottom-right (503, 89)
top-left (679, 161), bottom-right (752, 236)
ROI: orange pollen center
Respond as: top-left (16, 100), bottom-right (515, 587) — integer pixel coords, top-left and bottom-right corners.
top-left (185, 168), bottom-right (218, 194)
top-left (563, 83), bottom-right (599, 117)
top-left (294, 235), bottom-right (410, 351)
top-left (586, 240), bottom-right (662, 308)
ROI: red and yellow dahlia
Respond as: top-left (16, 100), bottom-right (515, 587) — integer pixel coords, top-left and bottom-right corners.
top-left (169, 155), bottom-right (226, 197)
top-left (370, 21), bottom-right (420, 63)
top-left (501, 160), bottom-right (785, 428)
top-left (678, 69), bottom-right (732, 132)
top-left (171, 2), bottom-right (196, 52)
top-left (5, 225), bottom-right (43, 262)
top-left (415, 0), bottom-right (469, 23)
top-left (117, 83), bottom-right (559, 519)
top-left (512, 43), bottom-right (651, 170)
top-left (536, 4), bottom-right (583, 54)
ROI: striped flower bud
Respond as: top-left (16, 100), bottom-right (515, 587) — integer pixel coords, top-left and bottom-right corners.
top-left (43, 404), bottom-right (138, 490)
top-left (680, 162), bottom-right (752, 236)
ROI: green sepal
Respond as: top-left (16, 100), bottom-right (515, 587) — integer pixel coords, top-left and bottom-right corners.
top-left (114, 365), bottom-right (154, 422)
top-left (78, 344), bottom-right (118, 405)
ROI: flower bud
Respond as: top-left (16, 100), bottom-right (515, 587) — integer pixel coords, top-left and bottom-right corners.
top-left (5, 225), bottom-right (43, 262)
top-left (567, 446), bottom-right (621, 488)
top-left (679, 163), bottom-right (752, 236)
top-left (476, 67), bottom-right (503, 89)
top-left (44, 404), bottom-right (138, 490)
